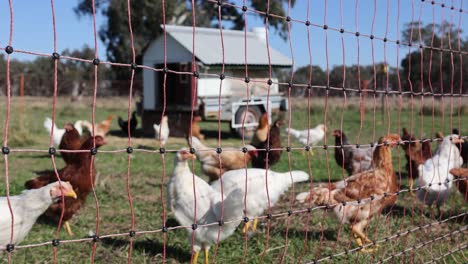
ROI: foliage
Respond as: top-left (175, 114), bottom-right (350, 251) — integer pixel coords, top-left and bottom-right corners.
top-left (0, 46), bottom-right (111, 97)
top-left (74, 0), bottom-right (295, 80)
top-left (400, 21), bottom-right (468, 94)
top-left (290, 22), bottom-right (468, 97)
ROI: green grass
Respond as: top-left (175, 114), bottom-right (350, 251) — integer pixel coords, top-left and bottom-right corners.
top-left (0, 96), bottom-right (467, 263)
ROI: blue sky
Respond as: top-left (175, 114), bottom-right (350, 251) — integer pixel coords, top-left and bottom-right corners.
top-left (1, 0), bottom-right (467, 70)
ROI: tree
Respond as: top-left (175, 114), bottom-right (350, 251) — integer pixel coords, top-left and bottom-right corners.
top-left (74, 0), bottom-right (296, 80)
top-left (400, 22), bottom-right (468, 95)
top-left (291, 65), bottom-right (326, 96)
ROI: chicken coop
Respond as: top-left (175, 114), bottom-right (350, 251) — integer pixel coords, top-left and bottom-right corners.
top-left (141, 25), bottom-right (291, 137)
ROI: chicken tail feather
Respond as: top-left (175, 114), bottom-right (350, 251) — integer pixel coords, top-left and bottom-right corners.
top-left (216, 188), bottom-right (245, 224)
top-left (285, 128), bottom-right (300, 138)
top-left (295, 192), bottom-right (311, 203)
top-left (189, 136), bottom-right (206, 150)
top-left (290, 170), bottom-right (309, 183)
top-left (43, 117), bottom-right (57, 134)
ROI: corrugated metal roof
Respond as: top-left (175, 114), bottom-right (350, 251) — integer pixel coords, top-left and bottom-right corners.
top-left (162, 25), bottom-right (292, 67)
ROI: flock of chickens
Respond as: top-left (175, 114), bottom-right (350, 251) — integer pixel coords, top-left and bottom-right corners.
top-left (0, 111), bottom-right (467, 263)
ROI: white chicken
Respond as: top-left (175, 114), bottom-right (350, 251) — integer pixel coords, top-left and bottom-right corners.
top-left (210, 168), bottom-right (309, 233)
top-left (167, 149), bottom-right (244, 264)
top-left (0, 182), bottom-right (77, 247)
top-left (286, 124), bottom-right (326, 154)
top-left (44, 118), bottom-right (84, 146)
top-left (417, 134), bottom-right (464, 215)
top-left (153, 115), bottom-right (170, 147)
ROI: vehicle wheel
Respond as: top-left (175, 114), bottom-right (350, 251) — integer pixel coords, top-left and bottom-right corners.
top-left (233, 106), bottom-right (263, 139)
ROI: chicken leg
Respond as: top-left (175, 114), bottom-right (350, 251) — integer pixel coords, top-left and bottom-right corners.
top-left (409, 178), bottom-right (415, 196)
top-left (193, 250), bottom-right (200, 264)
top-left (204, 248), bottom-right (209, 264)
top-left (301, 149), bottom-right (315, 157)
top-left (242, 221), bottom-right (251, 234)
top-left (242, 218), bottom-right (259, 233)
top-left (64, 221), bottom-right (74, 236)
top-left (192, 248), bottom-right (209, 264)
top-left (252, 218), bottom-right (259, 232)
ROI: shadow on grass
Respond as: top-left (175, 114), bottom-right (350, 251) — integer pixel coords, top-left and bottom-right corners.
top-left (108, 128), bottom-right (146, 138)
top-left (15, 154), bottom-right (53, 160)
top-left (201, 129), bottom-right (234, 140)
top-left (135, 144), bottom-right (157, 151)
top-left (100, 236), bottom-right (192, 263)
top-left (273, 227), bottom-right (338, 242)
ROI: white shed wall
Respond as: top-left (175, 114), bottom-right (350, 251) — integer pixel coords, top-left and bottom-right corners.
top-left (142, 35), bottom-right (193, 110)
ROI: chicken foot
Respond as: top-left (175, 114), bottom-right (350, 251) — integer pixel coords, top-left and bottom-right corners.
top-left (351, 226), bottom-right (378, 253)
top-left (64, 221), bottom-right (74, 237)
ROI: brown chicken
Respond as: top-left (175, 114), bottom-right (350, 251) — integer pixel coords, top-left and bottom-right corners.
top-left (191, 115), bottom-right (205, 140)
top-left (59, 123), bottom-right (82, 165)
top-left (401, 128), bottom-right (432, 193)
top-left (401, 128), bottom-right (420, 150)
top-left (449, 168), bottom-right (468, 201)
top-left (81, 115), bottom-right (114, 137)
top-left (332, 129), bottom-right (374, 176)
top-left (251, 118), bottom-right (284, 169)
top-left (189, 136), bottom-right (258, 182)
top-left (296, 134), bottom-right (401, 252)
top-left (25, 135), bottom-right (106, 236)
top-left (250, 112), bottom-right (269, 148)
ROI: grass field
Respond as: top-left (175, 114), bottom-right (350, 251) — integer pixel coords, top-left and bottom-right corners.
top-left (0, 96), bottom-right (467, 263)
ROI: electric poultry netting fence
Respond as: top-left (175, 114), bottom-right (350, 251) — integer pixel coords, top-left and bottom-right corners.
top-left (0, 0), bottom-right (467, 263)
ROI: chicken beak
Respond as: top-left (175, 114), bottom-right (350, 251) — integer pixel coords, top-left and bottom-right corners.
top-left (65, 189), bottom-right (78, 199)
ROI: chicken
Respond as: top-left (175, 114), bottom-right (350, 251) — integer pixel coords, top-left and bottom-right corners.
top-left (191, 115), bottom-right (204, 140)
top-left (296, 134), bottom-right (401, 252)
top-left (286, 124), bottom-right (326, 154)
top-left (332, 129), bottom-right (354, 175)
top-left (44, 118), bottom-right (85, 146)
top-left (72, 120), bottom-right (85, 135)
top-left (452, 128), bottom-right (468, 167)
top-left (332, 130), bottom-right (375, 176)
top-left (0, 182), bottom-right (77, 247)
top-left (449, 168), bottom-right (468, 201)
top-left (434, 131), bottom-right (444, 153)
top-left (81, 115), bottom-right (114, 137)
top-left (59, 123), bottom-right (83, 165)
top-left (118, 111), bottom-right (138, 135)
top-left (211, 168), bottom-right (309, 233)
top-left (189, 136), bottom-right (257, 182)
top-left (250, 112), bottom-right (269, 148)
top-left (24, 136), bottom-right (106, 236)
top-left (168, 149), bottom-right (244, 264)
top-left (251, 118), bottom-right (284, 169)
top-left (154, 115), bottom-right (170, 147)
top-left (401, 128), bottom-right (433, 194)
top-left (417, 135), bottom-right (464, 215)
